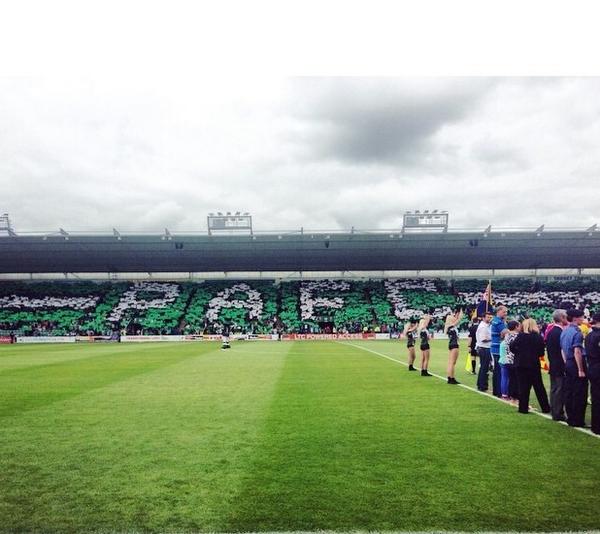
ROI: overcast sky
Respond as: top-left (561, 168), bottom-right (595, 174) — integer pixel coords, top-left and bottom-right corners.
top-left (2, 76), bottom-right (599, 233)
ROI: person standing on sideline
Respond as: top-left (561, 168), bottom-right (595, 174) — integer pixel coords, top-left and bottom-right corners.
top-left (560, 309), bottom-right (588, 427)
top-left (545, 309), bottom-right (568, 421)
top-left (499, 320), bottom-right (520, 401)
top-left (584, 312), bottom-right (600, 434)
top-left (476, 311), bottom-right (493, 392)
top-left (404, 319), bottom-right (418, 371)
top-left (221, 324), bottom-right (231, 350)
top-left (444, 309), bottom-right (463, 384)
top-left (491, 306), bottom-right (509, 397)
top-left (466, 317), bottom-right (480, 374)
top-left (418, 314), bottom-right (433, 377)
top-left (511, 318), bottom-right (551, 415)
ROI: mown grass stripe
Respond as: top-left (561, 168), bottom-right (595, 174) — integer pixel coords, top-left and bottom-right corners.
top-left (0, 342), bottom-right (218, 418)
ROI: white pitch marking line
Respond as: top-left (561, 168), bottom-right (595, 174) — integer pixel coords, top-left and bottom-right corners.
top-left (338, 341), bottom-right (600, 440)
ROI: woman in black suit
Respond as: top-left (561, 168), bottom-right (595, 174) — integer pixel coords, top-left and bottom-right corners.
top-left (510, 318), bottom-right (551, 414)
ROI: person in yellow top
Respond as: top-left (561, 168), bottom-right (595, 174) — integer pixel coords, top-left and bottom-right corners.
top-left (580, 320), bottom-right (591, 337)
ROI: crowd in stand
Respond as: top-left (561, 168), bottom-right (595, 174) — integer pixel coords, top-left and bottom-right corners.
top-left (1, 278), bottom-right (600, 341)
top-left (404, 303), bottom-right (600, 435)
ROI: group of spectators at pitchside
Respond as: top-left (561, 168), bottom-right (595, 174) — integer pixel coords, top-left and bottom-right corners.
top-left (403, 307), bottom-right (600, 435)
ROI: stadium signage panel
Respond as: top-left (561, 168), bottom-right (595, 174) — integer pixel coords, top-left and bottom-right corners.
top-left (16, 336), bottom-right (76, 343)
top-left (183, 334), bottom-right (205, 341)
top-left (199, 334), bottom-right (223, 341)
top-left (207, 213), bottom-right (253, 235)
top-left (120, 334), bottom-right (217, 342)
top-left (283, 333), bottom-right (376, 340)
top-left (209, 216), bottom-right (251, 229)
top-left (121, 335), bottom-right (187, 342)
top-left (75, 335), bottom-right (116, 343)
top-left (402, 211), bottom-right (449, 229)
top-left (0, 335), bottom-right (13, 344)
top-left (120, 334), bottom-right (262, 342)
top-left (241, 334), bottom-right (278, 341)
top-left (375, 333), bottom-right (391, 340)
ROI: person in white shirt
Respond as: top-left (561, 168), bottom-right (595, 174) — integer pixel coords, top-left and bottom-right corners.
top-left (476, 311), bottom-right (493, 392)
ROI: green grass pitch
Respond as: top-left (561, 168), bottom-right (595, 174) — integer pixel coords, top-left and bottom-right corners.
top-left (1, 339), bottom-right (599, 532)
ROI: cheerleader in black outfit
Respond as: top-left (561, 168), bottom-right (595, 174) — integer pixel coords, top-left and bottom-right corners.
top-left (444, 309), bottom-right (463, 384)
top-left (418, 314), bottom-right (432, 376)
top-left (403, 320), bottom-right (418, 371)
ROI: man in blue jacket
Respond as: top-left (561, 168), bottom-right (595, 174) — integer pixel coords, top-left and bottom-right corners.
top-left (490, 305), bottom-right (508, 397)
top-left (560, 309), bottom-right (588, 427)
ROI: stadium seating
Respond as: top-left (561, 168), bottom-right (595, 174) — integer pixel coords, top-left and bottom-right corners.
top-left (0, 281), bottom-right (127, 336)
top-left (455, 278), bottom-right (600, 324)
top-left (78, 284), bottom-right (128, 335)
top-left (107, 282), bottom-right (192, 334)
top-left (295, 280), bottom-right (381, 333)
top-left (183, 281), bottom-right (278, 334)
top-left (1, 277), bottom-right (599, 336)
top-left (384, 279), bottom-right (456, 319)
top-left (366, 281), bottom-right (396, 328)
top-left (279, 282), bottom-right (303, 332)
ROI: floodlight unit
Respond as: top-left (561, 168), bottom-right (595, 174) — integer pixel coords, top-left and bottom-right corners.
top-left (207, 212), bottom-right (253, 236)
top-left (402, 210), bottom-right (449, 233)
top-left (0, 213), bottom-right (16, 237)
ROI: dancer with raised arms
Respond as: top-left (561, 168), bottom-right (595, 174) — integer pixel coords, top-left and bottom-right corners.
top-left (445, 309), bottom-right (463, 384)
top-left (404, 319), bottom-right (418, 371)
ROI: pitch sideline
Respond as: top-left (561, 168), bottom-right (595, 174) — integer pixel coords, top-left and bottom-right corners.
top-left (339, 341), bottom-right (600, 440)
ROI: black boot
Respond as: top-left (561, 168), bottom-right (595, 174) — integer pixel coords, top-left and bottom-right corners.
top-left (408, 364), bottom-right (416, 371)
top-left (421, 369), bottom-right (432, 377)
top-left (447, 377), bottom-right (460, 385)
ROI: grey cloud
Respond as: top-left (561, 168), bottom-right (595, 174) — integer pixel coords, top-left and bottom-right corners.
top-left (285, 78), bottom-right (495, 164)
top-left (471, 141), bottom-right (530, 173)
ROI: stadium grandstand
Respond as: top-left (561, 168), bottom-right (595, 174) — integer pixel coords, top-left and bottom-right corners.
top-left (1, 217), bottom-right (599, 341)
